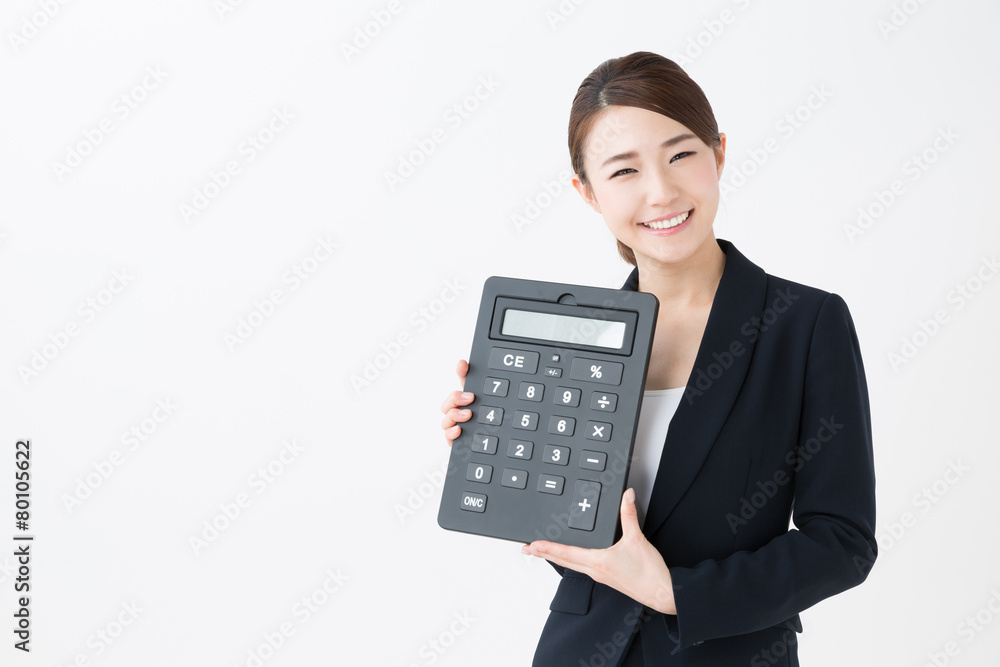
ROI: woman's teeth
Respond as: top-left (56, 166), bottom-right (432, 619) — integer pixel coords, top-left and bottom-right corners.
top-left (642, 211), bottom-right (690, 230)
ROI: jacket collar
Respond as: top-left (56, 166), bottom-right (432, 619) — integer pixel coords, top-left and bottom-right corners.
top-left (620, 238), bottom-right (768, 537)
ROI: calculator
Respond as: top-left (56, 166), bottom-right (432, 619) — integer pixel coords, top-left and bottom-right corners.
top-left (437, 276), bottom-right (658, 549)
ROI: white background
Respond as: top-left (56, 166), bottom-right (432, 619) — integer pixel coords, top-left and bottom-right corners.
top-left (2, 1), bottom-right (999, 665)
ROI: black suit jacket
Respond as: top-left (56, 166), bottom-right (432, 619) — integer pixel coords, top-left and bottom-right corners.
top-left (531, 238), bottom-right (877, 666)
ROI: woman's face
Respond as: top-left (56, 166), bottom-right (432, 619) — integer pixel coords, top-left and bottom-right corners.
top-left (574, 105), bottom-right (726, 269)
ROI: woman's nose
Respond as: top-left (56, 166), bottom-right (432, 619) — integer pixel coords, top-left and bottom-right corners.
top-left (645, 167), bottom-right (679, 205)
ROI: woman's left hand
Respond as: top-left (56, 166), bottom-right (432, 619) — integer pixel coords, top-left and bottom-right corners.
top-left (521, 488), bottom-right (677, 615)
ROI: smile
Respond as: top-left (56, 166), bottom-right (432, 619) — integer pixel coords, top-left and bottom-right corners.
top-left (640, 210), bottom-right (690, 230)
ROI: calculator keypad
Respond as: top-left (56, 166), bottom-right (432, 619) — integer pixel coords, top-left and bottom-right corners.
top-left (458, 346), bottom-right (632, 533)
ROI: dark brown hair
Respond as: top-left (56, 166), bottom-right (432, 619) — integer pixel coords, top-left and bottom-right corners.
top-left (568, 51), bottom-right (722, 265)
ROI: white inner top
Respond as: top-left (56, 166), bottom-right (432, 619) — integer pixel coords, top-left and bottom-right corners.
top-left (626, 387), bottom-right (686, 530)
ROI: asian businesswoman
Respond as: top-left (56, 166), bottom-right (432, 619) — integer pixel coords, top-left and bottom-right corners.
top-left (440, 51), bottom-right (877, 666)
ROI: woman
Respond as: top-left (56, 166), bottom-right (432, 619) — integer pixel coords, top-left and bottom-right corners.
top-left (440, 51), bottom-right (876, 666)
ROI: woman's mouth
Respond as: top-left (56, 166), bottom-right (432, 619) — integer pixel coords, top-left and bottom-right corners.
top-left (640, 209), bottom-right (691, 231)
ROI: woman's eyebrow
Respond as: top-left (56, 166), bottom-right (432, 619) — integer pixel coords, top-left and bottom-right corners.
top-left (599, 133), bottom-right (698, 168)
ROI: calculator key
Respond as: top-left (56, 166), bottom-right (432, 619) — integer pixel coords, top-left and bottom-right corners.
top-left (586, 420), bottom-right (612, 441)
top-left (570, 358), bottom-right (623, 386)
top-left (590, 392), bottom-right (618, 412)
top-left (579, 450), bottom-right (607, 471)
top-left (477, 406), bottom-right (504, 426)
top-left (488, 347), bottom-right (539, 374)
top-left (537, 474), bottom-right (565, 495)
top-left (518, 382), bottom-right (544, 402)
top-left (483, 377), bottom-right (510, 397)
top-left (554, 387), bottom-right (582, 407)
top-left (513, 411), bottom-right (539, 431)
top-left (543, 445), bottom-right (570, 466)
top-left (459, 491), bottom-right (487, 512)
top-left (568, 481), bottom-right (601, 531)
top-left (466, 463), bottom-right (493, 483)
top-left (550, 354), bottom-right (561, 362)
top-left (501, 468), bottom-right (528, 489)
top-left (548, 416), bottom-right (576, 437)
top-left (472, 433), bottom-right (498, 454)
top-left (506, 439), bottom-right (534, 460)
top-left (543, 367), bottom-right (563, 378)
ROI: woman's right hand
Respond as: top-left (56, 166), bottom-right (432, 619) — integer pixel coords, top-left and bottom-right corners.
top-left (440, 359), bottom-right (474, 446)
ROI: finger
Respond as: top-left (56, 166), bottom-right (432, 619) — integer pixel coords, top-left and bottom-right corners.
top-left (456, 359), bottom-right (469, 388)
top-left (619, 488), bottom-right (640, 538)
top-left (440, 391), bottom-right (474, 414)
top-left (521, 540), bottom-right (596, 575)
top-left (440, 407), bottom-right (471, 430)
top-left (443, 424), bottom-right (461, 446)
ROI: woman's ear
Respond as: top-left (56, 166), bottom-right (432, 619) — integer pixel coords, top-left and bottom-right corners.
top-left (572, 174), bottom-right (601, 214)
top-left (715, 132), bottom-right (727, 178)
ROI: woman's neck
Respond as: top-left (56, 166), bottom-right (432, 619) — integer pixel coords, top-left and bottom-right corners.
top-left (636, 237), bottom-right (727, 310)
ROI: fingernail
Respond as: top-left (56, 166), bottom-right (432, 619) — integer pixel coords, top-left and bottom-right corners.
top-left (626, 488), bottom-right (635, 503)
top-left (461, 392), bottom-right (474, 400)
top-left (521, 545), bottom-right (531, 555)
top-left (460, 409), bottom-right (471, 416)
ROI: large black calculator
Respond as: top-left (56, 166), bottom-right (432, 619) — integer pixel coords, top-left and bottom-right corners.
top-left (437, 277), bottom-right (658, 549)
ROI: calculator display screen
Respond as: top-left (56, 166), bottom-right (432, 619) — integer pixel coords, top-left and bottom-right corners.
top-left (500, 309), bottom-right (627, 350)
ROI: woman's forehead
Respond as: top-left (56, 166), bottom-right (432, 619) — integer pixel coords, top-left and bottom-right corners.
top-left (584, 107), bottom-right (697, 164)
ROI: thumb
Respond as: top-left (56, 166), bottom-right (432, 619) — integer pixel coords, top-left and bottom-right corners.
top-left (620, 488), bottom-right (640, 537)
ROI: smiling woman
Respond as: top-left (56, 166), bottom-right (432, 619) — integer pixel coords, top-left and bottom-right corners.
top-left (440, 51), bottom-right (877, 667)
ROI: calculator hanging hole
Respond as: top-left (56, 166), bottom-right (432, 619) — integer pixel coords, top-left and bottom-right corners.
top-left (557, 293), bottom-right (577, 305)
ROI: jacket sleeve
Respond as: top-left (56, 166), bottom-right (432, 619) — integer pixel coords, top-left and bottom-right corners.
top-left (667, 292), bottom-right (878, 648)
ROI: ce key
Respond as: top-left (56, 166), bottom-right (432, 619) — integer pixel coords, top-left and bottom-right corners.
top-left (488, 348), bottom-right (539, 374)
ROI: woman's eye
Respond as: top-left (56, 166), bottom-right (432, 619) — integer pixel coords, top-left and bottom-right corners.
top-left (670, 151), bottom-right (694, 163)
top-left (610, 168), bottom-right (636, 178)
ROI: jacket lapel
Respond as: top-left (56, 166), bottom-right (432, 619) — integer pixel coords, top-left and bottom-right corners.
top-left (619, 238), bottom-right (768, 538)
